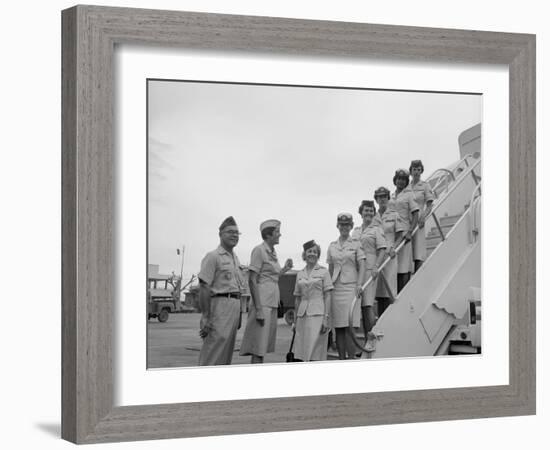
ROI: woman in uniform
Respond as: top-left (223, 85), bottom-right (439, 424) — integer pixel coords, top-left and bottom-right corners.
top-left (373, 187), bottom-right (400, 317)
top-left (327, 213), bottom-right (366, 360)
top-left (392, 169), bottom-right (419, 292)
top-left (292, 240), bottom-right (333, 362)
top-left (408, 160), bottom-right (435, 272)
top-left (351, 200), bottom-right (387, 351)
top-left (240, 219), bottom-right (293, 364)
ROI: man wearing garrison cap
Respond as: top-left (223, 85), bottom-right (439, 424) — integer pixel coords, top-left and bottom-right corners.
top-left (240, 219), bottom-right (293, 363)
top-left (197, 216), bottom-right (245, 366)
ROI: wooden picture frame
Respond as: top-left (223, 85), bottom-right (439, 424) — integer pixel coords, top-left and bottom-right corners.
top-left (61, 5), bottom-right (535, 444)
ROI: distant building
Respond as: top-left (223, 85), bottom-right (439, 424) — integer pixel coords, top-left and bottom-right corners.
top-left (148, 264), bottom-right (160, 278)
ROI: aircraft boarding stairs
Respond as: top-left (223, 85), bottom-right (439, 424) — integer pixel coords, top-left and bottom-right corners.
top-left (350, 153), bottom-right (482, 358)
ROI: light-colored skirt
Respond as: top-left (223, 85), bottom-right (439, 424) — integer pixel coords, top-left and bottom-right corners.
top-left (412, 226), bottom-right (427, 262)
top-left (331, 282), bottom-right (360, 328)
top-left (239, 304), bottom-right (278, 357)
top-left (295, 315), bottom-right (328, 361)
top-left (376, 256), bottom-right (398, 299)
top-left (397, 240), bottom-right (414, 274)
top-left (198, 297), bottom-right (241, 366)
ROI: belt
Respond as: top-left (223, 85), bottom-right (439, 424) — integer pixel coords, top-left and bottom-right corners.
top-left (214, 292), bottom-right (241, 299)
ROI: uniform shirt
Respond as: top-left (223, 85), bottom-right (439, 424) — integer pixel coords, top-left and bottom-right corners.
top-left (249, 242), bottom-right (282, 308)
top-left (392, 189), bottom-right (420, 233)
top-left (293, 265), bottom-right (333, 317)
top-left (198, 246), bottom-right (244, 295)
top-left (326, 236), bottom-right (366, 284)
top-left (375, 209), bottom-right (400, 248)
top-left (406, 180), bottom-right (435, 211)
top-left (351, 223), bottom-right (387, 269)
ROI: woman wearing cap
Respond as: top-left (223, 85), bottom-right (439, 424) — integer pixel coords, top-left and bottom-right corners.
top-left (240, 219), bottom-right (293, 364)
top-left (392, 169), bottom-right (419, 292)
top-left (352, 200), bottom-right (387, 350)
top-left (327, 213), bottom-right (366, 359)
top-left (373, 187), bottom-right (401, 316)
top-left (409, 160), bottom-right (435, 272)
top-left (292, 240), bottom-right (333, 362)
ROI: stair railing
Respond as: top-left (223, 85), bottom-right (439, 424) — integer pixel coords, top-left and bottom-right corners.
top-left (428, 153), bottom-right (477, 198)
top-left (468, 184), bottom-right (482, 243)
top-left (411, 158), bottom-right (481, 243)
top-left (427, 168), bottom-right (455, 197)
top-left (348, 157), bottom-right (481, 353)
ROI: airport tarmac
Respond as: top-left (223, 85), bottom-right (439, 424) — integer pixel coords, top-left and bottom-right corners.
top-left (147, 312), bottom-right (298, 368)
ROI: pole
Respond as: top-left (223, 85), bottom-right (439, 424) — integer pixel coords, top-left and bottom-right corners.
top-left (176, 245), bottom-right (185, 302)
top-left (179, 245), bottom-right (185, 281)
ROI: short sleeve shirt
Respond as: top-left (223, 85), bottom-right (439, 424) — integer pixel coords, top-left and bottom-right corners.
top-left (375, 209), bottom-right (399, 247)
top-left (351, 224), bottom-right (387, 269)
top-left (293, 265), bottom-right (333, 317)
top-left (248, 242), bottom-right (281, 283)
top-left (392, 189), bottom-right (420, 233)
top-left (198, 246), bottom-right (244, 295)
top-left (248, 242), bottom-right (282, 308)
top-left (408, 180), bottom-right (435, 211)
top-left (326, 237), bottom-right (366, 284)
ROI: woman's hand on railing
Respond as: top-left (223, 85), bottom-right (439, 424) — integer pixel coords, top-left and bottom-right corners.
top-left (371, 266), bottom-right (379, 279)
top-left (388, 247), bottom-right (396, 258)
top-left (355, 284), bottom-right (363, 298)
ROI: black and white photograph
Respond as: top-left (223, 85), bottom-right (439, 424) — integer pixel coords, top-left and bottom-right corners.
top-left (147, 79), bottom-right (482, 368)
top-left (2, 0), bottom-right (544, 447)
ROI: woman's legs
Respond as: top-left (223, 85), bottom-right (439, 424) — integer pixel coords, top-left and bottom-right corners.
top-left (345, 329), bottom-right (359, 359)
top-left (376, 297), bottom-right (390, 317)
top-left (397, 272), bottom-right (411, 293)
top-left (361, 306), bottom-right (376, 336)
top-left (335, 327), bottom-right (361, 359)
top-left (250, 355), bottom-right (264, 364)
top-left (414, 259), bottom-right (423, 272)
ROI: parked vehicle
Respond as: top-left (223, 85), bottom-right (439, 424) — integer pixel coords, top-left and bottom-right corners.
top-left (277, 271), bottom-right (297, 325)
top-left (147, 274), bottom-right (182, 322)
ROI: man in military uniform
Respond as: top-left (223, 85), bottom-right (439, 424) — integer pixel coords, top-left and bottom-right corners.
top-left (198, 216), bottom-right (244, 366)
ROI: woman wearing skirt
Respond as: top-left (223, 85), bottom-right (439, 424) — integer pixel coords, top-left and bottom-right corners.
top-left (392, 169), bottom-right (419, 292)
top-left (292, 240), bottom-right (333, 362)
top-left (352, 200), bottom-right (387, 352)
top-left (327, 213), bottom-right (366, 359)
top-left (240, 219), bottom-right (293, 363)
top-left (374, 186), bottom-right (401, 316)
top-left (408, 160), bottom-right (435, 272)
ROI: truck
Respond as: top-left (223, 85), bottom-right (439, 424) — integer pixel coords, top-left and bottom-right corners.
top-left (277, 271), bottom-right (297, 325)
top-left (147, 273), bottom-right (182, 322)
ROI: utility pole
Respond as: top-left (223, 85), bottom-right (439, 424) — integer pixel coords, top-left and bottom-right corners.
top-left (179, 245), bottom-right (185, 281)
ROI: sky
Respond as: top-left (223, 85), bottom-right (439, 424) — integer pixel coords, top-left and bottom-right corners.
top-left (147, 80), bottom-right (481, 284)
